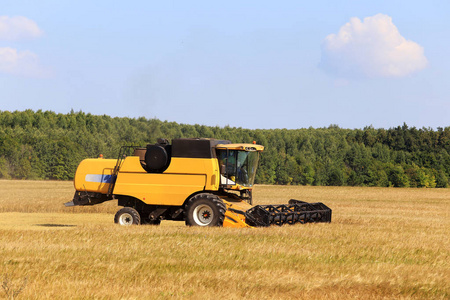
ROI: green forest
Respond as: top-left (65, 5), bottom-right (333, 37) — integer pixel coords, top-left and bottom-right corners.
top-left (0, 110), bottom-right (449, 188)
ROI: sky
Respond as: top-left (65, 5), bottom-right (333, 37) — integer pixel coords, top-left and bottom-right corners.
top-left (0, 0), bottom-right (449, 130)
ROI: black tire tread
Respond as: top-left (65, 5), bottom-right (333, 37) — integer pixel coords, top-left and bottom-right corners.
top-left (184, 193), bottom-right (226, 227)
top-left (114, 207), bottom-right (141, 225)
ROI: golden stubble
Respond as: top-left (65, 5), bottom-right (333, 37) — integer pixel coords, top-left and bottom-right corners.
top-left (0, 180), bottom-right (449, 299)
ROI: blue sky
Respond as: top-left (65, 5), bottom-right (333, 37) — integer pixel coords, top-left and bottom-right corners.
top-left (1, 1), bottom-right (449, 129)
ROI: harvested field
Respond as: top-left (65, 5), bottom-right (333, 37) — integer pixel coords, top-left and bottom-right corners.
top-left (0, 180), bottom-right (449, 299)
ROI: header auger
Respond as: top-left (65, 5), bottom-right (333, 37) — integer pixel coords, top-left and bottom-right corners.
top-left (65, 138), bottom-right (332, 227)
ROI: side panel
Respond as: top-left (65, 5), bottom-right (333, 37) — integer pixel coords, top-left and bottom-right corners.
top-left (113, 173), bottom-right (206, 205)
top-left (117, 156), bottom-right (147, 173)
top-left (74, 159), bottom-right (116, 194)
top-left (166, 157), bottom-right (220, 191)
top-left (114, 156), bottom-right (220, 206)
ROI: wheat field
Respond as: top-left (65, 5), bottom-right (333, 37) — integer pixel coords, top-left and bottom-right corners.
top-left (0, 180), bottom-right (449, 299)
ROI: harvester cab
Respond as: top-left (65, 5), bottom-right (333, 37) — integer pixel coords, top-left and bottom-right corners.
top-left (215, 143), bottom-right (263, 204)
top-left (65, 138), bottom-right (331, 228)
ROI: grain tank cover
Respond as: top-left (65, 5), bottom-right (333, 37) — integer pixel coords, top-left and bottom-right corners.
top-left (171, 138), bottom-right (231, 158)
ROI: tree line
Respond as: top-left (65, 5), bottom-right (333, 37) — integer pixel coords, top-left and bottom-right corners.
top-left (0, 110), bottom-right (449, 188)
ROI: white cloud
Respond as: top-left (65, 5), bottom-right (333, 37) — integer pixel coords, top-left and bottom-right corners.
top-left (0, 47), bottom-right (50, 77)
top-left (0, 15), bottom-right (43, 40)
top-left (0, 16), bottom-right (48, 77)
top-left (320, 14), bottom-right (428, 78)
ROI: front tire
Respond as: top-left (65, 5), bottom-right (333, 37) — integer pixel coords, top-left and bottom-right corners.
top-left (114, 207), bottom-right (141, 226)
top-left (185, 193), bottom-right (226, 226)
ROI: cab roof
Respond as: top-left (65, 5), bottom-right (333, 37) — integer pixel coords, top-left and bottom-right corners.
top-left (215, 143), bottom-right (264, 152)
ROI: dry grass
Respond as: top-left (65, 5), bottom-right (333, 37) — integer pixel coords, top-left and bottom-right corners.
top-left (0, 180), bottom-right (449, 299)
top-left (0, 180), bottom-right (117, 214)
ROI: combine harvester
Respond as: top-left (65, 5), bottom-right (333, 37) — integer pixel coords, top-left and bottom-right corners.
top-left (65, 138), bottom-right (332, 228)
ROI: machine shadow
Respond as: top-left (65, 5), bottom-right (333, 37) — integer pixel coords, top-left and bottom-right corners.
top-left (34, 224), bottom-right (77, 228)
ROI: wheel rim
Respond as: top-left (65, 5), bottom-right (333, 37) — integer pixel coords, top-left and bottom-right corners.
top-left (119, 213), bottom-right (134, 226)
top-left (193, 204), bottom-right (214, 226)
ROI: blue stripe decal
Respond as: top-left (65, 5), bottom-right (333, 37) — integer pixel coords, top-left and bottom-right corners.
top-left (85, 174), bottom-right (115, 183)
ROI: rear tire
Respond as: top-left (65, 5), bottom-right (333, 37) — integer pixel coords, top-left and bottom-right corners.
top-left (185, 193), bottom-right (226, 226)
top-left (114, 207), bottom-right (141, 226)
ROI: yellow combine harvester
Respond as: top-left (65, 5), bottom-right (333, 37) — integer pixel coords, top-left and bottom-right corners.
top-left (65, 138), bottom-right (331, 227)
